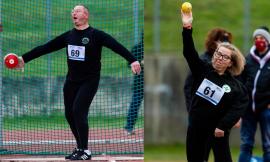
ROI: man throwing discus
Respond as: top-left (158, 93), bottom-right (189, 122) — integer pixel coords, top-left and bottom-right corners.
top-left (5, 4), bottom-right (141, 161)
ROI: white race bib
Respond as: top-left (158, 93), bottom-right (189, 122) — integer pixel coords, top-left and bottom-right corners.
top-left (195, 78), bottom-right (225, 105)
top-left (68, 45), bottom-right (85, 61)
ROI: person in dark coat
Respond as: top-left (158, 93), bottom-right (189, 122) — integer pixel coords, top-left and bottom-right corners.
top-left (238, 26), bottom-right (270, 162)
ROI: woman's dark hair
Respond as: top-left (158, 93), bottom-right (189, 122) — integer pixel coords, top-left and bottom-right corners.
top-left (205, 28), bottom-right (233, 55)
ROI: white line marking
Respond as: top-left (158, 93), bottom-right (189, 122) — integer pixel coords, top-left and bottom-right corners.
top-left (2, 139), bottom-right (144, 145)
top-left (0, 156), bottom-right (144, 161)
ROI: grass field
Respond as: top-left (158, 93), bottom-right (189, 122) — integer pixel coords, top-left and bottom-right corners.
top-left (145, 144), bottom-right (263, 162)
top-left (3, 113), bottom-right (144, 130)
top-left (145, 0), bottom-right (270, 54)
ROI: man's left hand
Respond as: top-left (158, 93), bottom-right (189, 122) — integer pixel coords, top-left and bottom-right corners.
top-left (131, 61), bottom-right (141, 75)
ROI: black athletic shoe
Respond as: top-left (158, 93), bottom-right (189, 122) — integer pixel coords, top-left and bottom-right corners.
top-left (70, 150), bottom-right (92, 161)
top-left (65, 148), bottom-right (79, 159)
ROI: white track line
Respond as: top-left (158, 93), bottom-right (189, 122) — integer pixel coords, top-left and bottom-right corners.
top-left (2, 139), bottom-right (143, 145)
top-left (0, 156), bottom-right (144, 161)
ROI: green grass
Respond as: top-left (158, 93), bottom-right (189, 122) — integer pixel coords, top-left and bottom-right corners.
top-left (3, 113), bottom-right (144, 130)
top-left (145, 144), bottom-right (263, 162)
top-left (145, 0), bottom-right (270, 54)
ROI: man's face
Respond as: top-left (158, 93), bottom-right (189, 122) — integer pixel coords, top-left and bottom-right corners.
top-left (254, 35), bottom-right (269, 52)
top-left (71, 6), bottom-right (88, 26)
top-left (254, 35), bottom-right (267, 43)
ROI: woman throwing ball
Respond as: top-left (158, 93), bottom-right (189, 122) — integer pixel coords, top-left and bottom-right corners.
top-left (180, 6), bottom-right (249, 162)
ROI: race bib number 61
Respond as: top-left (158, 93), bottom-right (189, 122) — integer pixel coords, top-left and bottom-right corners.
top-left (68, 45), bottom-right (85, 61)
top-left (195, 79), bottom-right (225, 105)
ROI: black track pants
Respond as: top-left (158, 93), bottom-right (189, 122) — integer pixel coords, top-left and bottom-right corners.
top-left (186, 125), bottom-right (232, 162)
top-left (63, 76), bottom-right (100, 150)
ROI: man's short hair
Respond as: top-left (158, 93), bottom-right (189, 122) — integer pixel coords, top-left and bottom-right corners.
top-left (76, 4), bottom-right (89, 14)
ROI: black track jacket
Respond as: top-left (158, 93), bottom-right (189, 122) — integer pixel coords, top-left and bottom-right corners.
top-left (182, 28), bottom-right (249, 132)
top-left (22, 26), bottom-right (136, 82)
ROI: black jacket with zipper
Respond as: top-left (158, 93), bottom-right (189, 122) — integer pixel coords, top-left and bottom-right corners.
top-left (241, 46), bottom-right (270, 113)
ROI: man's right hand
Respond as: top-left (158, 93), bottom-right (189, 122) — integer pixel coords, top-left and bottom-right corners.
top-left (15, 56), bottom-right (25, 72)
top-left (4, 53), bottom-right (24, 72)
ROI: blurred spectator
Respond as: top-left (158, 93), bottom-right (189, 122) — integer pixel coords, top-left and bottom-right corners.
top-left (125, 32), bottom-right (144, 135)
top-left (238, 26), bottom-right (270, 162)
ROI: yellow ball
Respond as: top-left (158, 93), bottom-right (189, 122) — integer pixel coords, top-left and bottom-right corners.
top-left (181, 2), bottom-right (192, 13)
